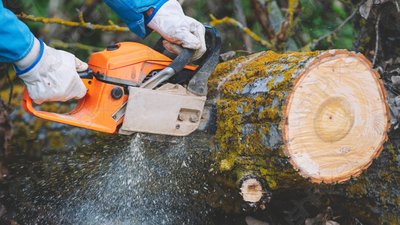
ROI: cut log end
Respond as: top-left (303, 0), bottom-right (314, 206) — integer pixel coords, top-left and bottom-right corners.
top-left (283, 50), bottom-right (389, 183)
top-left (240, 178), bottom-right (264, 203)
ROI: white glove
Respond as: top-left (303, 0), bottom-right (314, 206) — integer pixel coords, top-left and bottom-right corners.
top-left (15, 38), bottom-right (87, 104)
top-left (147, 0), bottom-right (206, 61)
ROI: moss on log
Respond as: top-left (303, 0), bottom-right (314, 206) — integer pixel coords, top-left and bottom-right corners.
top-left (208, 51), bottom-right (317, 191)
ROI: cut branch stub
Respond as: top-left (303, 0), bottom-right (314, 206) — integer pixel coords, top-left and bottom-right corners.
top-left (283, 50), bottom-right (389, 183)
top-left (240, 178), bottom-right (263, 203)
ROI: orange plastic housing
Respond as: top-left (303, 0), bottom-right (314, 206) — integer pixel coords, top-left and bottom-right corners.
top-left (22, 42), bottom-right (196, 134)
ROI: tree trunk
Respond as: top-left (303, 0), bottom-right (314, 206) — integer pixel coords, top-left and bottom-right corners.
top-left (206, 49), bottom-right (389, 204)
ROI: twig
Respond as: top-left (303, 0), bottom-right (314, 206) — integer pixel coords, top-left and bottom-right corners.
top-left (210, 14), bottom-right (273, 49)
top-left (287, 0), bottom-right (300, 25)
top-left (373, 13), bottom-right (381, 67)
top-left (77, 9), bottom-right (85, 24)
top-left (49, 40), bottom-right (103, 52)
top-left (307, 5), bottom-right (359, 50)
top-left (17, 12), bottom-right (129, 32)
top-left (278, 0), bottom-right (299, 44)
top-left (250, 0), bottom-right (275, 39)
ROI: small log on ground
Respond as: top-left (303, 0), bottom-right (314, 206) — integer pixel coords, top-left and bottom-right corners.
top-left (206, 49), bottom-right (389, 202)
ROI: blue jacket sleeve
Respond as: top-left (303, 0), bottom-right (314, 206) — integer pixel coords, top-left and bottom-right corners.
top-left (0, 2), bottom-right (35, 63)
top-left (104, 0), bottom-right (168, 39)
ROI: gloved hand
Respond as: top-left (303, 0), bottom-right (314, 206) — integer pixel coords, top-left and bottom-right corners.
top-left (14, 38), bottom-right (87, 104)
top-left (147, 0), bottom-right (206, 61)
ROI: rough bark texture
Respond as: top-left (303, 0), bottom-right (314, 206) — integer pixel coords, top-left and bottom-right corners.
top-left (208, 50), bottom-right (319, 191)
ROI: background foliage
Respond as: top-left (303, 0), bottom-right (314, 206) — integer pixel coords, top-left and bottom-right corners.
top-left (4, 0), bottom-right (359, 60)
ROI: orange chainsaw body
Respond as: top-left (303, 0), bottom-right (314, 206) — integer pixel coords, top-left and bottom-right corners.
top-left (22, 42), bottom-right (197, 133)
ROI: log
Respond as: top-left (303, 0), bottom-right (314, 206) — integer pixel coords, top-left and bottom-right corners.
top-left (206, 49), bottom-right (389, 202)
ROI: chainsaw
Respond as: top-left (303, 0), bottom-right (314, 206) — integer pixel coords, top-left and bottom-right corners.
top-left (22, 26), bottom-right (221, 136)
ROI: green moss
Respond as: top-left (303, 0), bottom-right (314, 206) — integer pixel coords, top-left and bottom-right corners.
top-left (208, 56), bottom-right (248, 95)
top-left (210, 51), bottom-right (320, 188)
top-left (260, 168), bottom-right (278, 189)
top-left (346, 178), bottom-right (368, 198)
top-left (220, 152), bottom-right (238, 171)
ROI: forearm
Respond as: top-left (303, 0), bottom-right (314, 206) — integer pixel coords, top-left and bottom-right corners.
top-left (0, 2), bottom-right (35, 63)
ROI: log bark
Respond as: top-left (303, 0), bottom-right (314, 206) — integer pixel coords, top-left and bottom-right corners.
top-left (206, 49), bottom-right (389, 204)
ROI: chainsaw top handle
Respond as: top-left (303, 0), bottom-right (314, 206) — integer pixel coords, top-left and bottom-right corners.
top-left (168, 48), bottom-right (195, 74)
top-left (142, 25), bottom-right (221, 90)
top-left (140, 35), bottom-right (196, 89)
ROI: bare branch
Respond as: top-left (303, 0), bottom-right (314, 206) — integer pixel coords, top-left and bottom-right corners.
top-left (49, 40), bottom-right (103, 52)
top-left (373, 13), bottom-right (382, 67)
top-left (250, 0), bottom-right (275, 39)
top-left (77, 9), bottom-right (85, 24)
top-left (17, 13), bottom-right (129, 32)
top-left (287, 0), bottom-right (300, 25)
top-left (210, 14), bottom-right (273, 49)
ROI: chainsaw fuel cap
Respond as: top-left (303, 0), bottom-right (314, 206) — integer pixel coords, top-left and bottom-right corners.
top-left (111, 87), bottom-right (124, 100)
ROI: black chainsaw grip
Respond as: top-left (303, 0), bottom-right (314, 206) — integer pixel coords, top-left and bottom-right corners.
top-left (78, 69), bottom-right (94, 79)
top-left (168, 48), bottom-right (195, 73)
